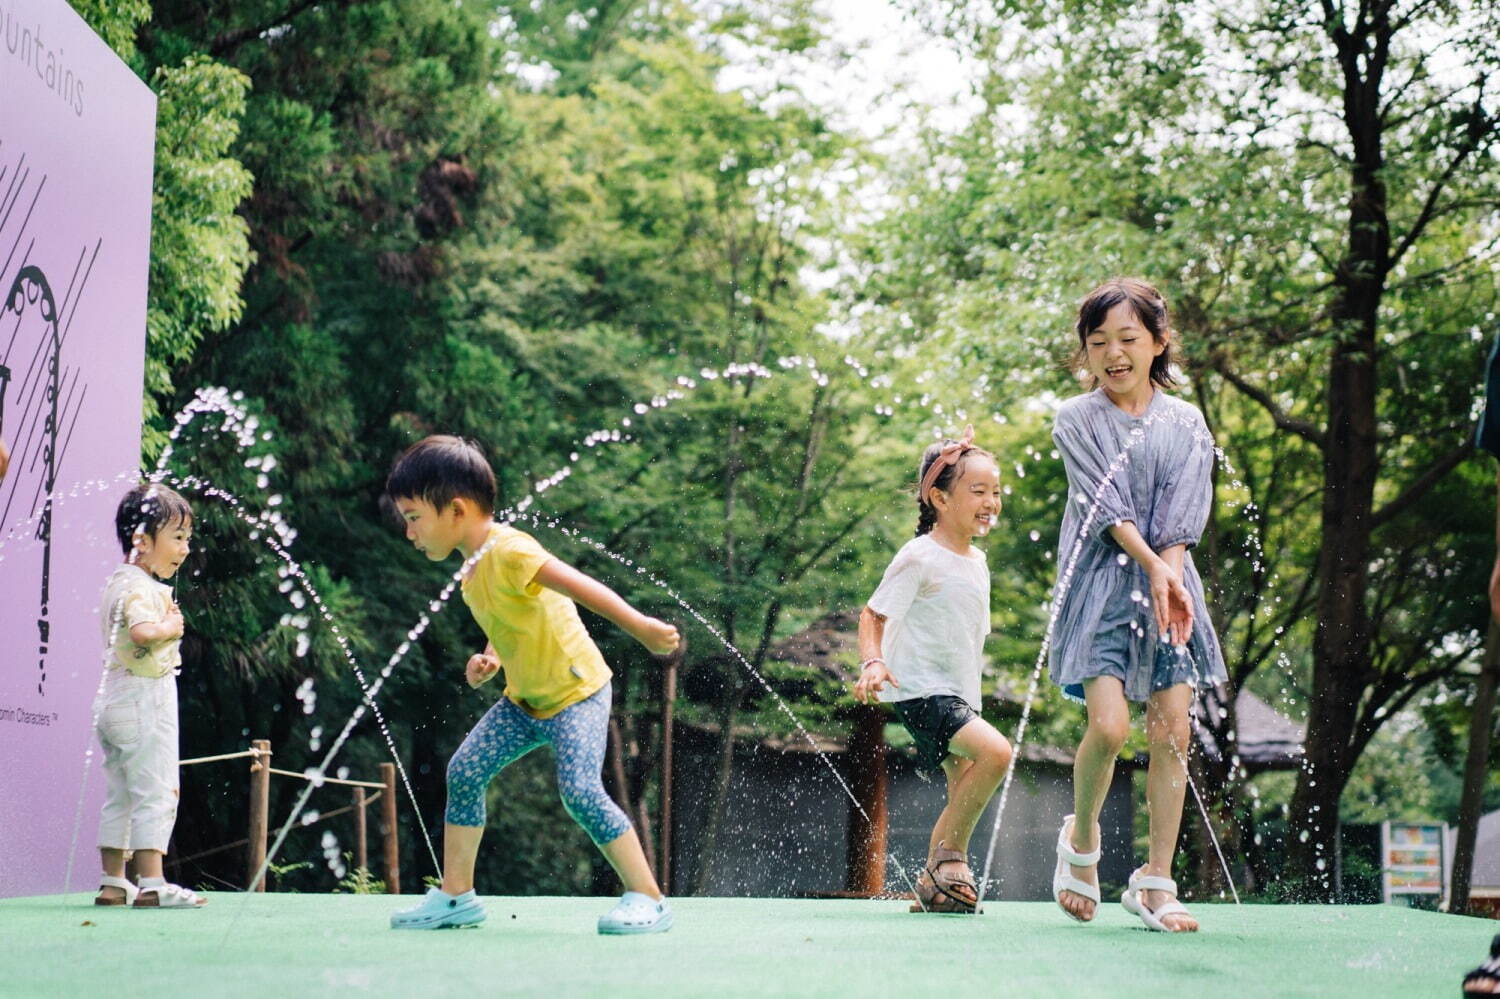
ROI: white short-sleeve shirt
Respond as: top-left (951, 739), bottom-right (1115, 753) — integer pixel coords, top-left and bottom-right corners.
top-left (100, 564), bottom-right (180, 678)
top-left (866, 534), bottom-right (989, 709)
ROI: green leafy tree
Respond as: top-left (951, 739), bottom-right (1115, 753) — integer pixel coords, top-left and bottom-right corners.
top-left (121, 0), bottom-right (906, 896)
top-left (72, 2), bottom-right (254, 455)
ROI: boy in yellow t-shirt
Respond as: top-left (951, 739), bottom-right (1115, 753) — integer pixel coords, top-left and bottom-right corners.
top-left (385, 435), bottom-right (679, 934)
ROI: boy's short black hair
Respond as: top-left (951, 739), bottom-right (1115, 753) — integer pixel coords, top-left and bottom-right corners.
top-left (115, 482), bottom-right (193, 555)
top-left (385, 435), bottom-right (496, 513)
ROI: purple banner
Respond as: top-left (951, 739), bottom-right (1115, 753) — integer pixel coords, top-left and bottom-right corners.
top-left (0, 0), bottom-right (156, 897)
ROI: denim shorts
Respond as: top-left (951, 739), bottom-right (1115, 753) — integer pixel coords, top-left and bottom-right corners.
top-left (893, 695), bottom-right (977, 773)
top-left (1061, 620), bottom-right (1201, 703)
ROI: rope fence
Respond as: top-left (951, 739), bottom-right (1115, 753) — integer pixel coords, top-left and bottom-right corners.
top-left (171, 739), bottom-right (400, 893)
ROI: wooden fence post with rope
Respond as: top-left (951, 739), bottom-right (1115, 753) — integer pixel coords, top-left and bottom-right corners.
top-left (380, 762), bottom-right (399, 894)
top-left (247, 739), bottom-right (271, 891)
top-left (354, 786), bottom-right (368, 874)
top-left (173, 740), bottom-right (394, 893)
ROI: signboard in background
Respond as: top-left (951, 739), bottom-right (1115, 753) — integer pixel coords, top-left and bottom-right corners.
top-left (0, 0), bottom-right (157, 897)
top-left (1381, 821), bottom-right (1448, 904)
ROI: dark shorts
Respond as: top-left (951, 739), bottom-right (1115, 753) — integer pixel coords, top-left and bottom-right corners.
top-left (893, 695), bottom-right (977, 773)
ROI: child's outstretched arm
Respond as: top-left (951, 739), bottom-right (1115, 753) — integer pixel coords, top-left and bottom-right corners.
top-left (853, 605), bottom-right (899, 704)
top-left (532, 559), bottom-right (680, 655)
top-left (128, 601), bottom-right (184, 646)
top-left (1108, 523), bottom-right (1193, 646)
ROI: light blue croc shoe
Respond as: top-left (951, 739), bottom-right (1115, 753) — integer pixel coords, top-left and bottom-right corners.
top-left (597, 891), bottom-right (672, 935)
top-left (390, 887), bottom-right (486, 930)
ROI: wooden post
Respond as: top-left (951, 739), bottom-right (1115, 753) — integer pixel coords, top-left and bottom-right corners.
top-left (659, 651), bottom-right (679, 893)
top-left (353, 787), bottom-right (368, 874)
top-left (607, 716), bottom-right (655, 873)
top-left (380, 762), bottom-right (400, 894)
top-left (607, 717), bottom-right (633, 814)
top-left (247, 739), bottom-right (271, 891)
top-left (843, 705), bottom-right (888, 895)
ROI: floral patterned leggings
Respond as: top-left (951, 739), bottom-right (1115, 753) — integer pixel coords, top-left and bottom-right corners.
top-left (445, 682), bottom-right (631, 845)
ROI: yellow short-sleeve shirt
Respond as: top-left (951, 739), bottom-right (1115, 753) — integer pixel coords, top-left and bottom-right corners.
top-left (461, 523), bottom-right (611, 718)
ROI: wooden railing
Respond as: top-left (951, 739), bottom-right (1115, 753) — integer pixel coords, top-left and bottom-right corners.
top-left (175, 739), bottom-right (400, 893)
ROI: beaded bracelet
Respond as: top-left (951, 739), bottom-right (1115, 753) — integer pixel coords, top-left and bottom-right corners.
top-left (860, 657), bottom-right (885, 671)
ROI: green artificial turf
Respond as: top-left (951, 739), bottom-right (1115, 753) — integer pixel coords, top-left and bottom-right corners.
top-left (1, 893), bottom-right (1489, 997)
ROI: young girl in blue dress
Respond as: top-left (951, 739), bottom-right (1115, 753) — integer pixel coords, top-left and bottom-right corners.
top-left (1047, 278), bottom-right (1225, 933)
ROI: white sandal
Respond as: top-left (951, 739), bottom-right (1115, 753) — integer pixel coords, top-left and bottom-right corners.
top-left (1052, 814), bottom-right (1101, 922)
top-left (1121, 869), bottom-right (1193, 932)
top-left (133, 881), bottom-right (207, 908)
top-left (95, 875), bottom-right (138, 907)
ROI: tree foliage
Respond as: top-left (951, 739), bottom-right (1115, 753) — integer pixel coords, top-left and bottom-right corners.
top-left (97, 0), bottom-right (1500, 898)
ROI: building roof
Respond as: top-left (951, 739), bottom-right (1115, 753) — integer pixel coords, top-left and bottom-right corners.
top-left (768, 609), bottom-right (862, 682)
top-left (1196, 685), bottom-right (1306, 772)
top-left (1449, 811), bottom-right (1500, 891)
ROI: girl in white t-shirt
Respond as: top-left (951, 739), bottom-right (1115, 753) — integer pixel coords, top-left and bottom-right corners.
top-left (854, 426), bottom-right (1013, 913)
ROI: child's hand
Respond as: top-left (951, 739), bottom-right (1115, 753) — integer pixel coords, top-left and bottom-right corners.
top-left (853, 660), bottom-right (898, 705)
top-left (160, 603), bottom-right (185, 641)
top-left (1147, 562), bottom-right (1193, 646)
top-left (638, 617), bottom-right (680, 657)
top-left (466, 652), bottom-right (501, 688)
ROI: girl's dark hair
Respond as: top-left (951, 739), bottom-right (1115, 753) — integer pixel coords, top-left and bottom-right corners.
top-left (1071, 277), bottom-right (1179, 390)
top-left (385, 434), bottom-right (496, 512)
top-left (115, 483), bottom-right (193, 555)
top-left (914, 441), bottom-right (994, 537)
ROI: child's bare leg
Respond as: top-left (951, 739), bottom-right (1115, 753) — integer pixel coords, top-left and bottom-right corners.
top-left (598, 829), bottom-right (664, 899)
top-left (1061, 677), bottom-right (1129, 921)
top-left (439, 824), bottom-right (485, 895)
top-left (928, 759), bottom-right (969, 858)
top-left (913, 721), bottom-right (1012, 910)
top-left (931, 719), bottom-right (1013, 853)
top-left (98, 848), bottom-right (129, 900)
top-left (133, 849), bottom-right (164, 880)
top-left (1142, 683), bottom-right (1197, 932)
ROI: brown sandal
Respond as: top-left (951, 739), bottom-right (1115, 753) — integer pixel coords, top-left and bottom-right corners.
top-left (909, 847), bottom-right (978, 913)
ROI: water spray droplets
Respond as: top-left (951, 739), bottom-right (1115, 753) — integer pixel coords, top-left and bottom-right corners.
top-left (322, 830), bottom-right (346, 880)
top-left (295, 677), bottom-right (317, 716)
top-left (164, 473), bottom-right (441, 877)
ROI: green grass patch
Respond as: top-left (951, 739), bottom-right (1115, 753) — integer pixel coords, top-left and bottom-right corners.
top-left (4, 893), bottom-right (1490, 996)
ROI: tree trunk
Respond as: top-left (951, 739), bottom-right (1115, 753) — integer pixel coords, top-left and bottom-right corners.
top-left (1452, 619), bottom-right (1500, 914)
top-left (691, 674), bottom-right (750, 895)
top-left (1239, 796), bottom-right (1274, 894)
top-left (843, 705), bottom-right (888, 895)
top-left (1287, 326), bottom-right (1380, 896)
top-left (688, 363), bottom-right (747, 896)
top-left (659, 653), bottom-right (678, 893)
top-left (1287, 9), bottom-right (1390, 896)
top-left (1187, 729), bottom-right (1232, 895)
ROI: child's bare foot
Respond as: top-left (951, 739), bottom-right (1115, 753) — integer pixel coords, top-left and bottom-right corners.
top-left (911, 847), bottom-right (979, 913)
top-left (1053, 815), bottom-right (1101, 922)
top-left (1143, 886), bottom-right (1197, 932)
top-left (1060, 837), bottom-right (1099, 921)
top-left (1127, 867), bottom-right (1198, 932)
